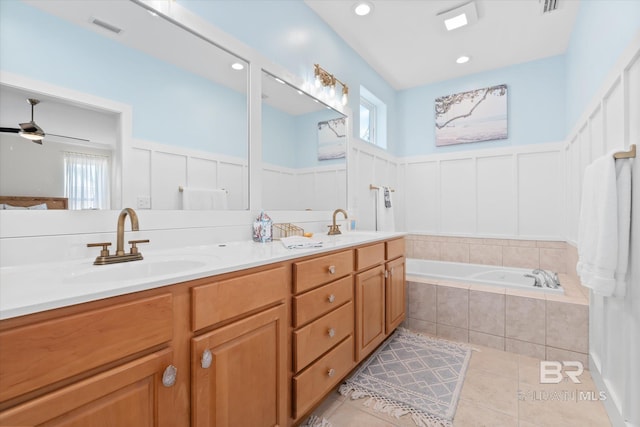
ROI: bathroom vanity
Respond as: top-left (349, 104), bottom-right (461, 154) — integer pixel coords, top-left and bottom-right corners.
top-left (0, 234), bottom-right (405, 426)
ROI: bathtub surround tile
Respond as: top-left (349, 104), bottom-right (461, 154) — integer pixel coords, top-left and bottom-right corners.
top-left (404, 239), bottom-right (414, 258)
top-left (539, 247), bottom-right (567, 274)
top-left (565, 243), bottom-right (579, 281)
top-left (504, 287), bottom-right (546, 301)
top-left (413, 240), bottom-right (440, 260)
top-left (437, 324), bottom-right (469, 342)
top-left (436, 286), bottom-right (469, 328)
top-left (536, 240), bottom-right (566, 249)
top-left (469, 244), bottom-right (503, 266)
top-left (546, 301), bottom-right (588, 353)
top-left (469, 331), bottom-right (505, 351)
top-left (502, 246), bottom-right (540, 269)
top-left (440, 242), bottom-right (470, 263)
top-left (506, 295), bottom-right (546, 344)
top-left (507, 239), bottom-right (537, 248)
top-left (505, 338), bottom-right (546, 359)
top-left (469, 290), bottom-right (505, 336)
top-left (407, 281), bottom-right (437, 322)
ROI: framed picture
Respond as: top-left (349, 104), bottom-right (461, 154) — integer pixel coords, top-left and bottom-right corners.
top-left (435, 84), bottom-right (508, 146)
top-left (317, 117), bottom-right (346, 160)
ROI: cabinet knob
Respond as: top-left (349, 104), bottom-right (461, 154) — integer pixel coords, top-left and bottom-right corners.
top-left (201, 349), bottom-right (213, 369)
top-left (328, 328), bottom-right (336, 338)
top-left (327, 368), bottom-right (336, 377)
top-left (328, 265), bottom-right (336, 274)
top-left (162, 365), bottom-right (177, 387)
top-left (384, 269), bottom-right (389, 279)
top-left (328, 294), bottom-right (336, 303)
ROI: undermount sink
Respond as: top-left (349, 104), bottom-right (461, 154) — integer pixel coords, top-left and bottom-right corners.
top-left (64, 257), bottom-right (211, 284)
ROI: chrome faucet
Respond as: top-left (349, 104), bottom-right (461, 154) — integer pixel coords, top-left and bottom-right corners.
top-left (328, 208), bottom-right (348, 235)
top-left (87, 208), bottom-right (149, 265)
top-left (533, 269), bottom-right (560, 289)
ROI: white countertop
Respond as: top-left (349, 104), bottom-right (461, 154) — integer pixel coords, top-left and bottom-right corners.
top-left (0, 231), bottom-right (405, 320)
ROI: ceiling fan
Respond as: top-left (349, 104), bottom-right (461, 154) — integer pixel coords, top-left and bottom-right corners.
top-left (0, 98), bottom-right (88, 145)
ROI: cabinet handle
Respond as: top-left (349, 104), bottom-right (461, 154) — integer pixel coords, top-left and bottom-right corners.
top-left (201, 349), bottom-right (213, 369)
top-left (328, 294), bottom-right (336, 303)
top-left (384, 269), bottom-right (389, 279)
top-left (327, 368), bottom-right (336, 377)
top-left (328, 328), bottom-right (336, 338)
top-left (328, 265), bottom-right (336, 274)
top-left (162, 365), bottom-right (178, 387)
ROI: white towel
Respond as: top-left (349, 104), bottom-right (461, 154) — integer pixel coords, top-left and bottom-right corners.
top-left (577, 152), bottom-right (631, 297)
top-left (281, 236), bottom-right (323, 249)
top-left (375, 186), bottom-right (395, 232)
top-left (181, 187), bottom-right (228, 210)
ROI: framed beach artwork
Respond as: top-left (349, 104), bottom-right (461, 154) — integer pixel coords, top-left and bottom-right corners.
top-left (317, 117), bottom-right (346, 160)
top-left (435, 84), bottom-right (508, 146)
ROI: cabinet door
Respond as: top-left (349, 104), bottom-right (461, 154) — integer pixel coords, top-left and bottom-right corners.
top-left (386, 257), bottom-right (406, 334)
top-left (355, 265), bottom-right (386, 361)
top-left (0, 349), bottom-right (174, 427)
top-left (192, 304), bottom-right (287, 427)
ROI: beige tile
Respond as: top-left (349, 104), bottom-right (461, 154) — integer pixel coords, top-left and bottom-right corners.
top-left (518, 382), bottom-right (611, 427)
top-left (437, 280), bottom-right (471, 290)
top-left (540, 247), bottom-right (567, 274)
top-left (546, 301), bottom-right (588, 353)
top-left (437, 324), bottom-right (469, 342)
top-left (481, 238), bottom-right (511, 246)
top-left (502, 246), bottom-right (539, 269)
top-left (504, 287), bottom-right (546, 300)
top-left (565, 243), bottom-right (579, 282)
top-left (545, 347), bottom-right (589, 368)
top-left (408, 281), bottom-right (437, 322)
top-left (469, 290), bottom-right (505, 336)
top-left (453, 398), bottom-right (518, 427)
top-left (536, 240), bottom-right (567, 249)
top-left (308, 388), bottom-right (345, 420)
top-left (460, 370), bottom-right (519, 417)
top-left (329, 402), bottom-right (397, 426)
top-left (469, 331), bottom-right (505, 351)
top-left (518, 354), bottom-right (545, 385)
top-left (413, 240), bottom-right (440, 260)
top-left (408, 318), bottom-right (437, 336)
top-left (440, 242), bottom-right (470, 263)
top-left (437, 285), bottom-right (469, 328)
top-left (404, 239), bottom-right (414, 258)
top-left (505, 295), bottom-right (546, 344)
top-left (507, 239), bottom-right (537, 247)
top-left (468, 346), bottom-right (518, 378)
top-left (505, 338), bottom-right (546, 359)
top-left (469, 244), bottom-right (503, 266)
top-left (469, 283), bottom-right (506, 295)
top-left (343, 395), bottom-right (417, 427)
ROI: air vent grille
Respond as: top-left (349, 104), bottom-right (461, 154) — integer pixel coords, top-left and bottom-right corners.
top-left (91, 18), bottom-right (122, 34)
top-left (541, 0), bottom-right (559, 14)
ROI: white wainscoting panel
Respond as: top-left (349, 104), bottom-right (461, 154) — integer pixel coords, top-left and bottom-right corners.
top-left (564, 36), bottom-right (639, 427)
top-left (440, 158), bottom-right (475, 235)
top-left (476, 155), bottom-right (514, 235)
top-left (152, 151), bottom-right (186, 210)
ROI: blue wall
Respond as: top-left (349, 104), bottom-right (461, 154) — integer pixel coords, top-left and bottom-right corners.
top-left (398, 55), bottom-right (566, 156)
top-left (0, 1), bottom-right (248, 157)
top-left (565, 0), bottom-right (640, 131)
top-left (178, 0), bottom-right (401, 156)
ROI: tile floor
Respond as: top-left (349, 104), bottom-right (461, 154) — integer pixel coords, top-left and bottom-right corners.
top-left (305, 338), bottom-right (611, 427)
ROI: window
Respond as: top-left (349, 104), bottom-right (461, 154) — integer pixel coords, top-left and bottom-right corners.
top-left (64, 152), bottom-right (110, 210)
top-left (359, 86), bottom-right (387, 149)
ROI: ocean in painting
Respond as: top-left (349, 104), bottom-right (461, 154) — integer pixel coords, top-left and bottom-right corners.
top-left (436, 114), bottom-right (508, 146)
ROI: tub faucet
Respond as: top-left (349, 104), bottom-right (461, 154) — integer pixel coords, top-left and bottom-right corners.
top-left (532, 269), bottom-right (560, 289)
top-left (328, 209), bottom-right (348, 235)
top-left (87, 208), bottom-right (149, 265)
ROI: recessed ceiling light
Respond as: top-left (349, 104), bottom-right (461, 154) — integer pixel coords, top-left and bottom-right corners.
top-left (456, 56), bottom-right (470, 64)
top-left (231, 62), bottom-right (245, 71)
top-left (437, 1), bottom-right (478, 31)
top-left (353, 1), bottom-right (373, 16)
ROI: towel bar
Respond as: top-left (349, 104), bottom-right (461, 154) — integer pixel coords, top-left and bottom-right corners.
top-left (369, 184), bottom-right (395, 192)
top-left (614, 144), bottom-right (636, 159)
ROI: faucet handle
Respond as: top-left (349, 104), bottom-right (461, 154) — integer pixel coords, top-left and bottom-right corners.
top-left (87, 242), bottom-right (112, 257)
top-left (128, 239), bottom-right (149, 255)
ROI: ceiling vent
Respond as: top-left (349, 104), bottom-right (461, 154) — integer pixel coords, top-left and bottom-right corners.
top-left (91, 18), bottom-right (122, 35)
top-left (540, 0), bottom-right (560, 14)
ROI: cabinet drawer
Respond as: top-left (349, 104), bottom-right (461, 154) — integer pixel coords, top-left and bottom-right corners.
top-left (386, 238), bottom-right (405, 260)
top-left (192, 266), bottom-right (287, 331)
top-left (293, 276), bottom-right (353, 328)
top-left (356, 243), bottom-right (385, 271)
top-left (0, 293), bottom-right (173, 403)
top-left (293, 335), bottom-right (354, 419)
top-left (293, 301), bottom-right (354, 372)
top-left (294, 250), bottom-right (353, 294)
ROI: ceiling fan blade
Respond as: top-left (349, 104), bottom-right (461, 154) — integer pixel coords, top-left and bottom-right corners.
top-left (0, 127), bottom-right (20, 134)
top-left (47, 133), bottom-right (90, 143)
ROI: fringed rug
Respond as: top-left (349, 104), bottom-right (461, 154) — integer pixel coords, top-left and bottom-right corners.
top-left (339, 328), bottom-right (471, 427)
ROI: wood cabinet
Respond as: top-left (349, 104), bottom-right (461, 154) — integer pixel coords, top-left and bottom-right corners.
top-left (0, 236), bottom-right (405, 427)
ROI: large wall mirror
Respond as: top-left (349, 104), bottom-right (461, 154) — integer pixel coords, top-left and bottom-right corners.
top-left (261, 70), bottom-right (347, 211)
top-left (0, 0), bottom-right (249, 211)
